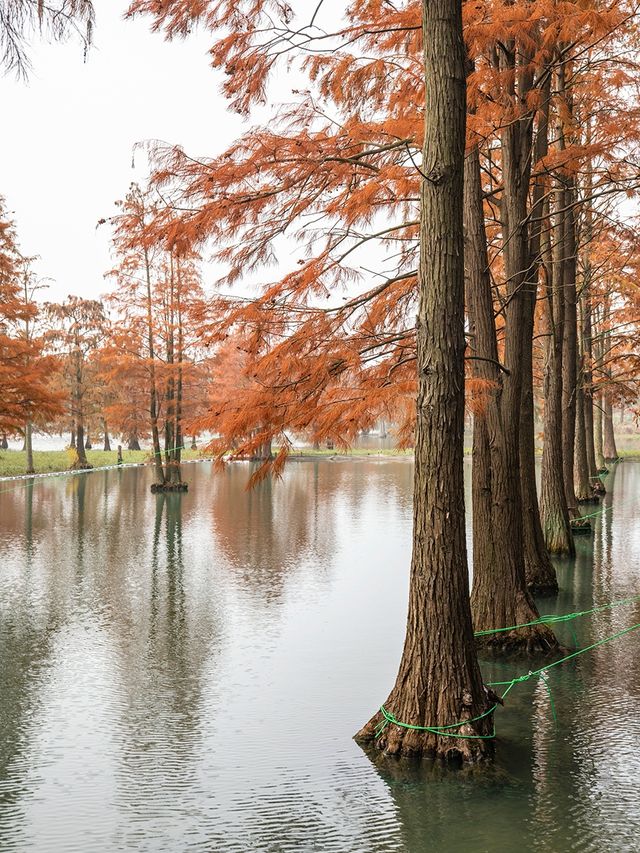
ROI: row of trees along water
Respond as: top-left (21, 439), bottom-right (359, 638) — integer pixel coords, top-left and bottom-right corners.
top-left (2, 0), bottom-right (640, 761)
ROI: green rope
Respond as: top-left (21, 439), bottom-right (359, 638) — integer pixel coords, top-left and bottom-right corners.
top-left (375, 620), bottom-right (640, 741)
top-left (473, 594), bottom-right (640, 637)
top-left (375, 703), bottom-right (497, 740)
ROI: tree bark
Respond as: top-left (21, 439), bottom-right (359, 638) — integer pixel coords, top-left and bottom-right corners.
top-left (469, 44), bottom-right (558, 642)
top-left (561, 180), bottom-right (579, 516)
top-left (580, 135), bottom-right (601, 494)
top-left (594, 391), bottom-right (606, 471)
top-left (356, 0), bottom-right (494, 761)
top-left (102, 418), bottom-right (111, 452)
top-left (603, 389), bottom-right (618, 462)
top-left (73, 345), bottom-right (91, 469)
top-left (25, 420), bottom-right (34, 474)
top-left (144, 245), bottom-right (166, 487)
top-left (540, 195), bottom-right (574, 555)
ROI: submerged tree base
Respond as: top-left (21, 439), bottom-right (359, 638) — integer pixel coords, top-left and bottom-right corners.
top-left (475, 623), bottom-right (560, 655)
top-left (527, 576), bottom-right (559, 596)
top-left (354, 702), bottom-right (495, 764)
top-left (570, 518), bottom-right (592, 535)
top-left (150, 481), bottom-right (188, 493)
top-left (70, 461), bottom-right (93, 471)
top-left (578, 494), bottom-right (600, 504)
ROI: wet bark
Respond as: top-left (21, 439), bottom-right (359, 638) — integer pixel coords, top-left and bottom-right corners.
top-left (356, 1), bottom-right (494, 762)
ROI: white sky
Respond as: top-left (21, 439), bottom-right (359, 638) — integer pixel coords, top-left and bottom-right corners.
top-left (0, 1), bottom-right (245, 303)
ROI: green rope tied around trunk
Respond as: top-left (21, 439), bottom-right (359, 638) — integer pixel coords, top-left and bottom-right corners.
top-left (473, 594), bottom-right (640, 637)
top-left (375, 620), bottom-right (640, 741)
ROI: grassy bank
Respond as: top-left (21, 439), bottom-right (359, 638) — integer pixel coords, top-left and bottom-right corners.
top-left (2, 444), bottom-right (636, 478)
top-left (0, 448), bottom-right (202, 478)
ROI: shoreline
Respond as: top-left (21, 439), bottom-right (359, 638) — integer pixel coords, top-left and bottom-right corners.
top-left (1, 446), bottom-right (637, 481)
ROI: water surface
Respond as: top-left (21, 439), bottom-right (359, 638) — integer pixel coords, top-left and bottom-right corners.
top-left (1, 458), bottom-right (639, 852)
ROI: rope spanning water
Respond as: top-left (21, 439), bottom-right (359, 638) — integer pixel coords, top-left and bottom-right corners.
top-left (473, 595), bottom-right (640, 637)
top-left (375, 614), bottom-right (640, 741)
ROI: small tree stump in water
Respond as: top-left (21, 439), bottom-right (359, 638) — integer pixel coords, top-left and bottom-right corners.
top-left (150, 481), bottom-right (188, 493)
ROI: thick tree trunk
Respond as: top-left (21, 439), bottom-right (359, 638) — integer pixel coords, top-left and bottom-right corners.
top-left (128, 432), bottom-right (141, 451)
top-left (85, 433), bottom-right (92, 450)
top-left (356, 0), bottom-right (494, 761)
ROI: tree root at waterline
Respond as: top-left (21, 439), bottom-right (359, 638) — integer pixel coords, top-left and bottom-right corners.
top-left (354, 691), bottom-right (497, 764)
top-left (475, 622), bottom-right (561, 655)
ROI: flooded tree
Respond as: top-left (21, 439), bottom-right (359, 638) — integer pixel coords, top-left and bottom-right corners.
top-left (355, 0), bottom-right (494, 762)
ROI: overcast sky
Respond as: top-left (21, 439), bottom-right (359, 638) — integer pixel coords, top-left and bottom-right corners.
top-left (0, 1), bottom-right (245, 303)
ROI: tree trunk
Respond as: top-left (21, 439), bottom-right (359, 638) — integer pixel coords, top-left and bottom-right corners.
top-left (73, 347), bottom-right (91, 469)
top-left (75, 422), bottom-right (90, 467)
top-left (561, 181), bottom-right (579, 516)
top-left (603, 390), bottom-right (618, 462)
top-left (594, 392), bottom-right (606, 471)
top-left (518, 72), bottom-right (558, 593)
top-left (25, 420), bottom-right (34, 475)
top-left (468, 45), bottom-right (558, 645)
top-left (128, 432), bottom-right (141, 451)
top-left (540, 195), bottom-right (574, 555)
top-left (355, 0), bottom-right (494, 762)
top-left (580, 139), bottom-right (601, 494)
top-left (144, 245), bottom-right (167, 487)
top-left (102, 418), bottom-right (111, 452)
top-left (574, 381), bottom-right (592, 502)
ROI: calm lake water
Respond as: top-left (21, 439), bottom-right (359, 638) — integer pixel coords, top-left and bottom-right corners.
top-left (1, 458), bottom-right (639, 852)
